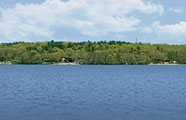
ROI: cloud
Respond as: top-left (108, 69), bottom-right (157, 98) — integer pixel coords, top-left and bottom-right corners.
top-left (139, 21), bottom-right (186, 44)
top-left (169, 7), bottom-right (183, 13)
top-left (0, 0), bottom-right (164, 42)
top-left (152, 21), bottom-right (186, 37)
top-left (141, 27), bottom-right (153, 34)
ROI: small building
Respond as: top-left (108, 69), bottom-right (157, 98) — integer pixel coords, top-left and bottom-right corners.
top-left (44, 59), bottom-right (50, 62)
top-left (62, 57), bottom-right (74, 63)
top-left (164, 59), bottom-right (171, 62)
top-left (171, 61), bottom-right (177, 64)
top-left (164, 59), bottom-right (171, 64)
top-left (164, 60), bottom-right (177, 64)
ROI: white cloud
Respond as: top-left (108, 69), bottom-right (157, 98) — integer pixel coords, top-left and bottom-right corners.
top-left (141, 27), bottom-right (153, 34)
top-left (0, 0), bottom-right (164, 42)
top-left (139, 21), bottom-right (186, 44)
top-left (152, 21), bottom-right (186, 37)
top-left (169, 7), bottom-right (183, 13)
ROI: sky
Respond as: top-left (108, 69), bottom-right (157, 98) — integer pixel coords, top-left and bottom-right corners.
top-left (0, 0), bottom-right (185, 44)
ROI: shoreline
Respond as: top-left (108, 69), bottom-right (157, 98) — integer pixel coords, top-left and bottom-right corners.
top-left (0, 63), bottom-right (184, 66)
top-left (148, 63), bottom-right (180, 66)
top-left (51, 63), bottom-right (80, 65)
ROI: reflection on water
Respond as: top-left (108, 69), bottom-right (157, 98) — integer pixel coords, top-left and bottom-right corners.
top-left (0, 65), bottom-right (186, 120)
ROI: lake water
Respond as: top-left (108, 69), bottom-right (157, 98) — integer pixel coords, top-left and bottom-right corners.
top-left (0, 65), bottom-right (186, 120)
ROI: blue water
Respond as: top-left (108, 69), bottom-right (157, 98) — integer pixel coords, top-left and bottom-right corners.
top-left (0, 65), bottom-right (186, 120)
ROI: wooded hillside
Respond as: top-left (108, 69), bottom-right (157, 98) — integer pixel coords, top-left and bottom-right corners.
top-left (0, 41), bottom-right (186, 64)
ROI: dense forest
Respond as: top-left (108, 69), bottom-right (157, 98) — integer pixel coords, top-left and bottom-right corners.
top-left (0, 40), bottom-right (186, 65)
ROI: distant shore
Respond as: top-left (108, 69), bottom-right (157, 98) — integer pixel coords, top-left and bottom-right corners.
top-left (1, 41), bottom-right (186, 65)
top-left (0, 62), bottom-right (80, 65)
top-left (51, 63), bottom-right (80, 65)
top-left (0, 62), bottom-right (183, 65)
top-left (148, 63), bottom-right (180, 65)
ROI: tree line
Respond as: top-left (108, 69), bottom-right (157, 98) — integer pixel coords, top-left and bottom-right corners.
top-left (0, 40), bottom-right (186, 64)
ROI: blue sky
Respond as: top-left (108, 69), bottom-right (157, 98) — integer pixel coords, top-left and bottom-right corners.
top-left (0, 0), bottom-right (185, 44)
